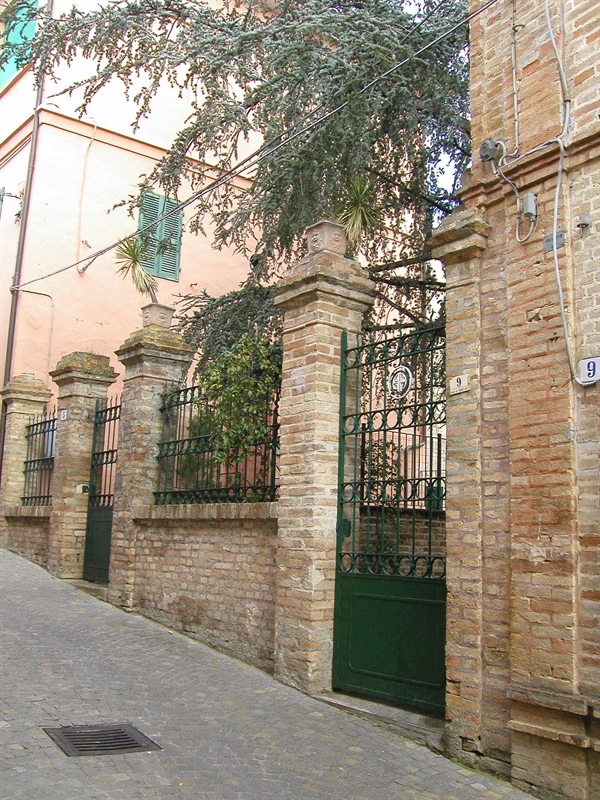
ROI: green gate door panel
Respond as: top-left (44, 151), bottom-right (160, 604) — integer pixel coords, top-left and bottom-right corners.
top-left (83, 506), bottom-right (113, 582)
top-left (333, 325), bottom-right (447, 714)
top-left (333, 573), bottom-right (446, 713)
top-left (82, 397), bottom-right (120, 584)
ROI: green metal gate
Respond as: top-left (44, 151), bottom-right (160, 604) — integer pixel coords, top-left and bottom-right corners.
top-left (82, 396), bottom-right (121, 582)
top-left (332, 324), bottom-right (446, 714)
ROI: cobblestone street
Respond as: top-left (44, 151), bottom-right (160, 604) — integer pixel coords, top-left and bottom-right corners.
top-left (0, 549), bottom-right (533, 800)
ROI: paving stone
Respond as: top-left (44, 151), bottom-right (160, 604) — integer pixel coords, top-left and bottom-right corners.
top-left (0, 549), bottom-right (534, 800)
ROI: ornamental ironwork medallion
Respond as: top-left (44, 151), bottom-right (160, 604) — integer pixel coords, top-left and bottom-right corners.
top-left (387, 364), bottom-right (413, 400)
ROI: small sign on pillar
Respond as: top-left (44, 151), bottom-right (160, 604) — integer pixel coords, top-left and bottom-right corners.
top-left (449, 373), bottom-right (470, 395)
top-left (578, 356), bottom-right (600, 385)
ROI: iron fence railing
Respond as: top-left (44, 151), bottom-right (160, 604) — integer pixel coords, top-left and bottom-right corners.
top-left (22, 408), bottom-right (56, 506)
top-left (358, 429), bottom-right (446, 511)
top-left (155, 382), bottom-right (280, 504)
top-left (89, 396), bottom-right (121, 509)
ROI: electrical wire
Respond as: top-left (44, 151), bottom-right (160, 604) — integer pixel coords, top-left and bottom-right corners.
top-left (12, 0), bottom-right (502, 292)
top-left (491, 0), bottom-right (586, 386)
top-left (542, 0), bottom-right (586, 387)
top-left (494, 0), bottom-right (569, 243)
top-left (492, 141), bottom-right (537, 242)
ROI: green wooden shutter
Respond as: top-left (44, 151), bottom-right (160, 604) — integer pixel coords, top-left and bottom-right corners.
top-left (138, 192), bottom-right (162, 276)
top-left (157, 198), bottom-right (182, 281)
top-left (138, 192), bottom-right (182, 281)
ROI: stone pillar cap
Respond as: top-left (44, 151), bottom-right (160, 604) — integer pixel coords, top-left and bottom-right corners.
top-left (273, 246), bottom-right (376, 312)
top-left (429, 209), bottom-right (490, 246)
top-left (428, 210), bottom-right (490, 265)
top-left (115, 326), bottom-right (193, 370)
top-left (1, 373), bottom-right (51, 403)
top-left (50, 352), bottom-right (118, 386)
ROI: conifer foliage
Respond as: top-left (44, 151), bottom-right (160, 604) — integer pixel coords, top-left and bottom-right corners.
top-left (2, 0), bottom-right (470, 273)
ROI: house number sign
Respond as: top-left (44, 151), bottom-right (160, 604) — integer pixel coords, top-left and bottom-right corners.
top-left (387, 365), bottom-right (413, 399)
top-left (578, 356), bottom-right (600, 385)
top-left (449, 374), bottom-right (470, 395)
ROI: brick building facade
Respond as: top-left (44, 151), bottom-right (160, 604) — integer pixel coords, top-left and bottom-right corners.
top-left (0, 3), bottom-right (598, 798)
top-left (430, 1), bottom-right (599, 797)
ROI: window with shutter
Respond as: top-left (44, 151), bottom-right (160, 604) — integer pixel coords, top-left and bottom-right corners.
top-left (0, 6), bottom-right (37, 89)
top-left (138, 192), bottom-right (182, 281)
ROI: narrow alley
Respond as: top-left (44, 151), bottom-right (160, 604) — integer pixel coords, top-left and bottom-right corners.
top-left (0, 549), bottom-right (532, 800)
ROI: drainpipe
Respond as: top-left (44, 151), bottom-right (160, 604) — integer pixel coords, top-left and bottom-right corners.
top-left (0, 60), bottom-right (50, 479)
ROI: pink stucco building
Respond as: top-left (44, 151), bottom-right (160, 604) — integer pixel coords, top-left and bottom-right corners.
top-left (0, 13), bottom-right (250, 393)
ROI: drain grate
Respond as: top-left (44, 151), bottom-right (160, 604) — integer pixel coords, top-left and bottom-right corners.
top-left (42, 723), bottom-right (161, 756)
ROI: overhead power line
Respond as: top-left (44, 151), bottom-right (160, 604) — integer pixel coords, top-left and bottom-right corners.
top-left (13, 0), bottom-right (501, 292)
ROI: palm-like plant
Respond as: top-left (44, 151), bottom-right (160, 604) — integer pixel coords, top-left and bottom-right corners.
top-left (114, 237), bottom-right (158, 303)
top-left (335, 177), bottom-right (380, 250)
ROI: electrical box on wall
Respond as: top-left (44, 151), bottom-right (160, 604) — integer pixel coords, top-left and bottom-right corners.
top-left (523, 192), bottom-right (537, 221)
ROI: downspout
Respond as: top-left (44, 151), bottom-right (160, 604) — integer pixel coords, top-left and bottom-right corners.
top-left (0, 15), bottom-right (52, 479)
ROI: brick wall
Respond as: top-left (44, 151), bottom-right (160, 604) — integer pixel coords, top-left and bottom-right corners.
top-left (432, 1), bottom-right (600, 797)
top-left (126, 504), bottom-right (278, 671)
top-left (3, 507), bottom-right (51, 567)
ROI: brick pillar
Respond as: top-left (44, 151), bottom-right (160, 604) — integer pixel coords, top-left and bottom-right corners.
top-left (47, 353), bottom-right (118, 578)
top-left (272, 220), bottom-right (376, 693)
top-left (107, 324), bottom-right (192, 609)
top-left (430, 210), bottom-right (491, 763)
top-left (0, 374), bottom-right (52, 541)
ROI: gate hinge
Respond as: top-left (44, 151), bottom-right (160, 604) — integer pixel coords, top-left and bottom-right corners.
top-left (337, 518), bottom-right (351, 541)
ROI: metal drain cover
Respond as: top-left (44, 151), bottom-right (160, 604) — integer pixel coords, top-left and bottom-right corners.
top-left (42, 723), bottom-right (161, 756)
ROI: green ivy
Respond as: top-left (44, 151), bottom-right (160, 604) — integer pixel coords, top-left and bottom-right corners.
top-left (195, 334), bottom-right (281, 461)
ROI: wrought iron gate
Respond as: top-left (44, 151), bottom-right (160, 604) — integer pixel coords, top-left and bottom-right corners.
top-left (332, 324), bottom-right (446, 713)
top-left (83, 396), bottom-right (121, 582)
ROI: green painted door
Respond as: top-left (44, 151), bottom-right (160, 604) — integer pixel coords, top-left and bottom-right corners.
top-left (332, 326), bottom-right (447, 714)
top-left (83, 505), bottom-right (114, 583)
top-left (83, 398), bottom-right (121, 583)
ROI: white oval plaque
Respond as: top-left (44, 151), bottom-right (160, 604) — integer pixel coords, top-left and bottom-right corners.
top-left (387, 365), bottom-right (413, 399)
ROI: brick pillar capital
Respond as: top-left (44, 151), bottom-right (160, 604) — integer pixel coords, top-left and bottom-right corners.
top-left (273, 245), bottom-right (376, 320)
top-left (115, 326), bottom-right (192, 381)
top-left (1, 373), bottom-right (52, 409)
top-left (429, 209), bottom-right (490, 265)
top-left (50, 352), bottom-right (118, 400)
